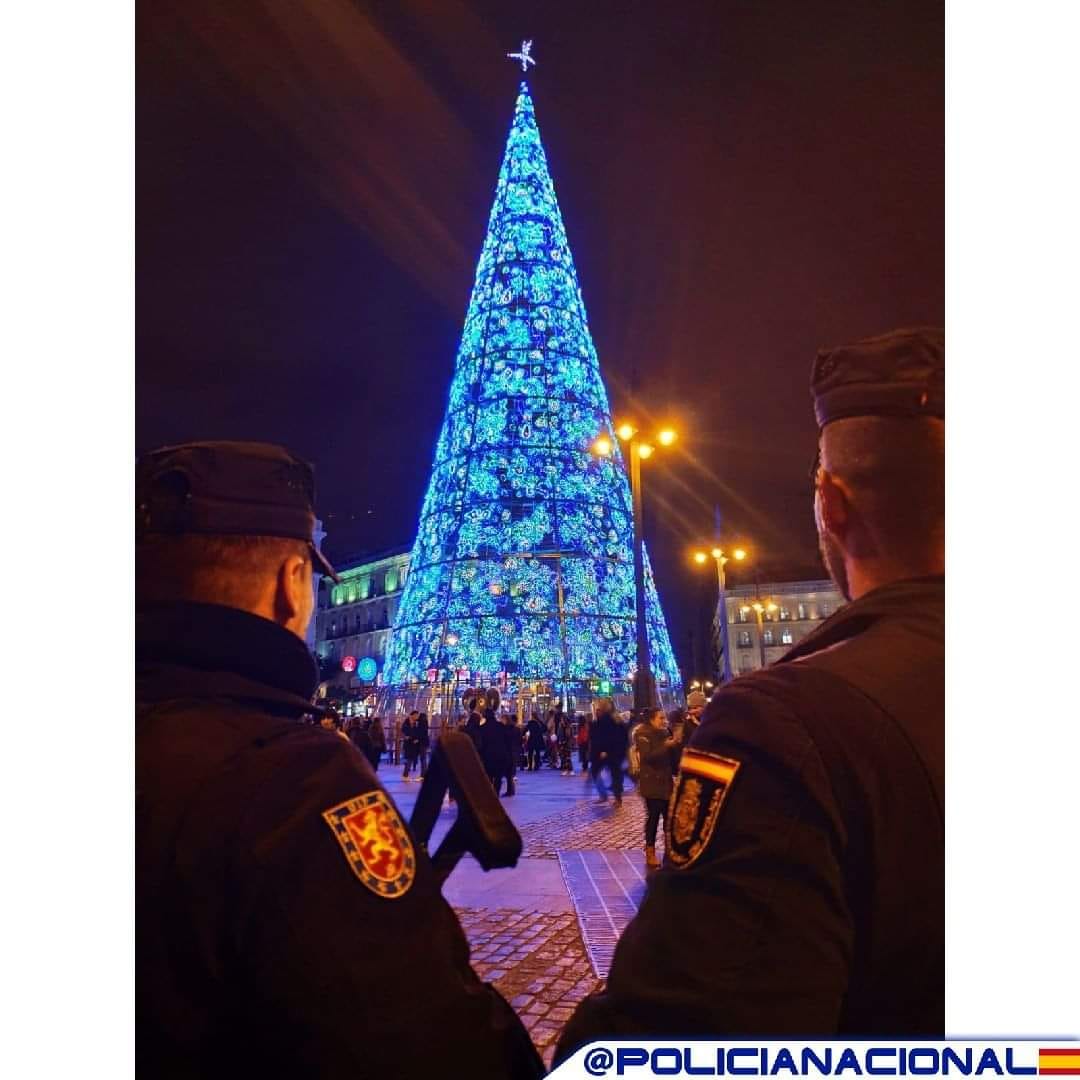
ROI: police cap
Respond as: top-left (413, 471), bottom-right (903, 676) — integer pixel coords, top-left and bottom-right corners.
top-left (811, 326), bottom-right (944, 430)
top-left (136, 440), bottom-right (339, 582)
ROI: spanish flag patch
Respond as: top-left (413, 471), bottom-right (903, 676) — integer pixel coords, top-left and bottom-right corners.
top-left (1040, 1050), bottom-right (1080, 1075)
top-left (667, 750), bottom-right (741, 869)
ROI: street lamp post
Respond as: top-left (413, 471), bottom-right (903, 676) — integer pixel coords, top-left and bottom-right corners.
top-left (741, 599), bottom-right (778, 670)
top-left (593, 422), bottom-right (677, 713)
top-left (693, 546), bottom-right (747, 684)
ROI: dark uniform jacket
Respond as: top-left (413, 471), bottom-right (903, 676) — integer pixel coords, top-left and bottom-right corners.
top-left (557, 576), bottom-right (944, 1053)
top-left (137, 602), bottom-right (542, 1079)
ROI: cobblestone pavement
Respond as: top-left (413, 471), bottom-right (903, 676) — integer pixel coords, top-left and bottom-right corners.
top-left (456, 906), bottom-right (603, 1067)
top-left (518, 788), bottom-right (669, 858)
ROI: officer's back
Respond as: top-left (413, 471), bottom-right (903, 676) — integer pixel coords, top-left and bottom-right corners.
top-left (136, 442), bottom-right (541, 1079)
top-left (556, 327), bottom-right (946, 1054)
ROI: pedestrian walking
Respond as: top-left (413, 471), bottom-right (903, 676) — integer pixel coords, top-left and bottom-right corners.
top-left (632, 707), bottom-right (682, 869)
top-left (478, 690), bottom-right (513, 796)
top-left (576, 714), bottom-right (590, 773)
top-left (136, 440), bottom-right (542, 1079)
top-left (500, 712), bottom-right (518, 797)
top-left (417, 711), bottom-right (430, 778)
top-left (400, 710), bottom-right (421, 780)
top-left (347, 716), bottom-right (373, 761)
top-left (557, 714), bottom-right (574, 774)
top-left (464, 702), bottom-right (483, 752)
top-left (525, 713), bottom-right (545, 771)
top-left (557, 327), bottom-right (946, 1052)
top-left (588, 697), bottom-right (627, 804)
top-left (367, 716), bottom-right (386, 772)
top-left (545, 710), bottom-right (559, 768)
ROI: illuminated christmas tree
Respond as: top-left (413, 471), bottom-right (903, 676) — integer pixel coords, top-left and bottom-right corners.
top-left (382, 79), bottom-right (681, 705)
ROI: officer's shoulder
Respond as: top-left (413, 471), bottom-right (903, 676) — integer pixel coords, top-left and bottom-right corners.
top-left (204, 704), bottom-right (374, 778)
top-left (691, 666), bottom-right (835, 760)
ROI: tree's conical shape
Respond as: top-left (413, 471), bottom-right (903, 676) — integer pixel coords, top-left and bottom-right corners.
top-left (383, 82), bottom-right (681, 698)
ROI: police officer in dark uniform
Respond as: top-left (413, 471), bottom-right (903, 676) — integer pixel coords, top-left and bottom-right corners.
top-left (136, 441), bottom-right (542, 1079)
top-left (556, 327), bottom-right (945, 1052)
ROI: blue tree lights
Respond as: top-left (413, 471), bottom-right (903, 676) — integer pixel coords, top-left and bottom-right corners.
top-left (382, 82), bottom-right (682, 700)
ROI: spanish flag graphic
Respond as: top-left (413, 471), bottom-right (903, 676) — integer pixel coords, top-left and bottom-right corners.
top-left (1040, 1049), bottom-right (1080, 1075)
top-left (679, 750), bottom-right (740, 785)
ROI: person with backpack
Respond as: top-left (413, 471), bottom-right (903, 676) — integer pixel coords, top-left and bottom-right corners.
top-left (631, 707), bottom-right (683, 869)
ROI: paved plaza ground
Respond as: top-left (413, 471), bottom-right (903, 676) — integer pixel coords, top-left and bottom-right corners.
top-left (380, 761), bottom-right (663, 1065)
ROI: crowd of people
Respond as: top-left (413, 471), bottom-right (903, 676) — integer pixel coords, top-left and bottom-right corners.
top-left (316, 688), bottom-right (721, 871)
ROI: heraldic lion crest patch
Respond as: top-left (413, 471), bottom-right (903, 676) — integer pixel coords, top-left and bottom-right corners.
top-left (667, 750), bottom-right (741, 869)
top-left (322, 790), bottom-right (416, 898)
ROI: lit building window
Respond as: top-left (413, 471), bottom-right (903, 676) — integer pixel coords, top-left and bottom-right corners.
top-left (797, 603), bottom-right (807, 620)
top-left (779, 607), bottom-right (791, 621)
top-left (781, 629), bottom-right (794, 645)
top-left (385, 568), bottom-right (399, 593)
top-left (763, 629), bottom-right (775, 646)
top-left (737, 630), bottom-right (752, 648)
top-left (359, 575), bottom-right (371, 600)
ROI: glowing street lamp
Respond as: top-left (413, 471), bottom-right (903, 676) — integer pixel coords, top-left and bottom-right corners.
top-left (591, 420), bottom-right (679, 710)
top-left (740, 599), bottom-right (779, 669)
top-left (692, 544), bottom-right (752, 685)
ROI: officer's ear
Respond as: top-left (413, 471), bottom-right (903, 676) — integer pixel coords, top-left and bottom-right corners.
top-left (815, 469), bottom-right (852, 541)
top-left (274, 548), bottom-right (313, 636)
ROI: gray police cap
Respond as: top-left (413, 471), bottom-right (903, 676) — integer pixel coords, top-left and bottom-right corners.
top-left (136, 440), bottom-right (339, 582)
top-left (811, 327), bottom-right (944, 430)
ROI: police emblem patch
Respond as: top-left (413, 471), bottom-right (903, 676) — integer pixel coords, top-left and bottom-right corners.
top-left (322, 790), bottom-right (416, 898)
top-left (667, 750), bottom-right (741, 869)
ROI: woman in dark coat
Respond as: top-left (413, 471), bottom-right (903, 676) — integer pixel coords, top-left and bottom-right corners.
top-left (464, 706), bottom-right (483, 752)
top-left (479, 690), bottom-right (513, 796)
top-left (633, 706), bottom-right (682, 868)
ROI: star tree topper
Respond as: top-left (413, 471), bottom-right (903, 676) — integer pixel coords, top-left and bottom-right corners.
top-left (507, 39), bottom-right (536, 72)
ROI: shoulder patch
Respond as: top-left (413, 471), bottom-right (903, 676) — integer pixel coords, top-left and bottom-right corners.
top-left (322, 790), bottom-right (416, 899)
top-left (667, 750), bottom-right (741, 869)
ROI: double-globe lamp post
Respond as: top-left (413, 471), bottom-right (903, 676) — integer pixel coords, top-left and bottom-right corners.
top-left (692, 546), bottom-right (747, 685)
top-left (741, 599), bottom-right (778, 670)
top-left (593, 422), bottom-right (677, 712)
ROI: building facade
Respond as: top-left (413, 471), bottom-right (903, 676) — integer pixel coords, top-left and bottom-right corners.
top-left (711, 579), bottom-right (846, 679)
top-left (314, 548), bottom-right (411, 701)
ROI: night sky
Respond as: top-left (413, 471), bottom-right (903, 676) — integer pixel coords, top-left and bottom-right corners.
top-left (137, 0), bottom-right (944, 674)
